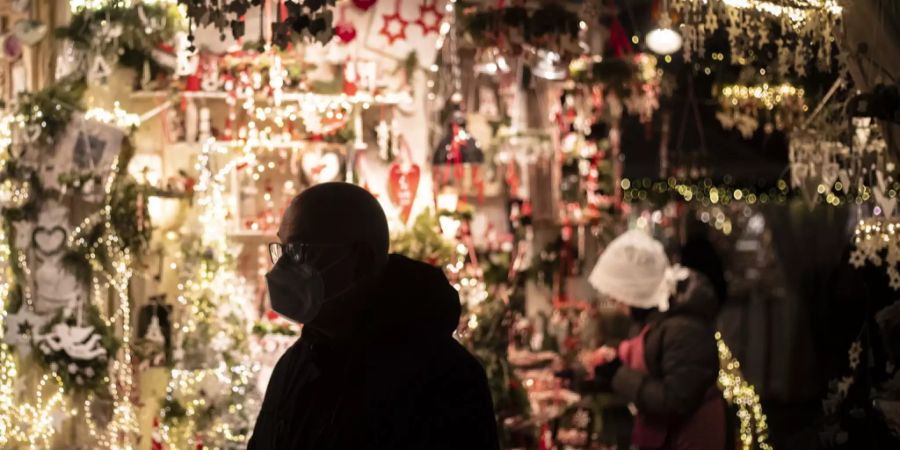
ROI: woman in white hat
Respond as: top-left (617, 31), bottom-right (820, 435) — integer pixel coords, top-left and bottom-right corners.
top-left (583, 229), bottom-right (726, 450)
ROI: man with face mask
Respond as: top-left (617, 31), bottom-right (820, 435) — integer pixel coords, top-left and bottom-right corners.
top-left (248, 182), bottom-right (499, 450)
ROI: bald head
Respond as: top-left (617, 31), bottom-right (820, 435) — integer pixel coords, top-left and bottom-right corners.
top-left (278, 182), bottom-right (390, 267)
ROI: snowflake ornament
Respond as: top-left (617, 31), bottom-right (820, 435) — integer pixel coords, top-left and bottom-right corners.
top-left (380, 9), bottom-right (409, 44)
top-left (849, 249), bottom-right (866, 268)
top-left (415, 1), bottom-right (443, 35)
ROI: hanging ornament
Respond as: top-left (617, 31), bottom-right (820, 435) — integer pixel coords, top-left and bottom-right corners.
top-left (1, 34), bottom-right (23, 61)
top-left (301, 149), bottom-right (342, 184)
top-left (335, 5), bottom-right (357, 43)
top-left (415, 1), bottom-right (443, 35)
top-left (353, 0), bottom-right (378, 11)
top-left (375, 119), bottom-right (392, 161)
top-left (151, 418), bottom-right (164, 450)
top-left (335, 22), bottom-right (357, 43)
top-left (201, 62), bottom-right (222, 92)
top-left (3, 307), bottom-right (51, 357)
top-left (39, 321), bottom-right (108, 361)
top-left (12, 20), bottom-right (48, 46)
top-left (387, 162), bottom-right (420, 224)
top-left (87, 54), bottom-right (112, 83)
top-left (380, 0), bottom-right (409, 45)
top-left (387, 135), bottom-right (420, 224)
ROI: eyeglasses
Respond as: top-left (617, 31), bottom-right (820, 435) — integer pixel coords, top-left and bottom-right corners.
top-left (267, 242), bottom-right (350, 265)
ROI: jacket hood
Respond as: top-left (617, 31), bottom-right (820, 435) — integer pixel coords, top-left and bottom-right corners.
top-left (365, 254), bottom-right (461, 339)
top-left (665, 271), bottom-right (720, 322)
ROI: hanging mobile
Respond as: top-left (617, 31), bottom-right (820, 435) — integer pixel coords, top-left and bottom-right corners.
top-left (380, 0), bottom-right (409, 45)
top-left (415, 0), bottom-right (443, 35)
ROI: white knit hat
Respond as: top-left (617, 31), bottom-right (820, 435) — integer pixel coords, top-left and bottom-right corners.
top-left (588, 229), bottom-right (687, 311)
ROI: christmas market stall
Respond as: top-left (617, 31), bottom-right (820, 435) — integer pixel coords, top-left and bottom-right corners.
top-left (0, 0), bottom-right (898, 449)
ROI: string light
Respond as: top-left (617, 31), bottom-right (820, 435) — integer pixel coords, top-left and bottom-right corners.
top-left (850, 218), bottom-right (900, 289)
top-left (621, 177), bottom-right (899, 207)
top-left (84, 103), bottom-right (142, 129)
top-left (66, 157), bottom-right (140, 448)
top-left (159, 140), bottom-right (260, 448)
top-left (720, 0), bottom-right (842, 23)
top-left (0, 218), bottom-right (70, 449)
top-left (70, 0), bottom-right (177, 12)
top-left (716, 332), bottom-right (772, 450)
top-left (719, 83), bottom-right (805, 111)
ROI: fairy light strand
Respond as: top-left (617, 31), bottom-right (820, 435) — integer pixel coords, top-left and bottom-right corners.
top-left (716, 332), bottom-right (772, 450)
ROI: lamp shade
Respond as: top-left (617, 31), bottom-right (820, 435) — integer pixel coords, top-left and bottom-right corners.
top-left (645, 27), bottom-right (682, 55)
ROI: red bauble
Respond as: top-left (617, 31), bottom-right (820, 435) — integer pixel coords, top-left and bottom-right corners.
top-left (352, 0), bottom-right (378, 11)
top-left (335, 22), bottom-right (357, 43)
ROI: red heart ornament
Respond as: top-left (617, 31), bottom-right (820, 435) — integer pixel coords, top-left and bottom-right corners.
top-left (335, 22), bottom-right (357, 43)
top-left (352, 0), bottom-right (377, 11)
top-left (387, 163), bottom-right (420, 224)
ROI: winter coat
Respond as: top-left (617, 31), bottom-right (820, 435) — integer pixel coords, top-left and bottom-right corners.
top-left (611, 271), bottom-right (726, 450)
top-left (248, 254), bottom-right (499, 450)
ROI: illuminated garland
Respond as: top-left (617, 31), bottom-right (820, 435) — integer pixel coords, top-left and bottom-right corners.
top-left (621, 177), bottom-right (900, 207)
top-left (716, 332), bottom-right (772, 450)
top-left (0, 215), bottom-right (69, 449)
top-left (850, 218), bottom-right (900, 290)
top-left (68, 157), bottom-right (141, 449)
top-left (0, 95), bottom-right (150, 447)
top-left (159, 141), bottom-right (260, 448)
top-left (674, 0), bottom-right (842, 76)
top-left (720, 83), bottom-right (805, 109)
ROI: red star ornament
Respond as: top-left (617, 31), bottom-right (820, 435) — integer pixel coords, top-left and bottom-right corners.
top-left (380, 11), bottom-right (409, 44)
top-left (415, 2), bottom-right (443, 35)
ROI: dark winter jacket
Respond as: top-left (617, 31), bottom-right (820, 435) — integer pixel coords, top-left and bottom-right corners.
top-left (610, 271), bottom-right (724, 447)
top-left (248, 254), bottom-right (499, 450)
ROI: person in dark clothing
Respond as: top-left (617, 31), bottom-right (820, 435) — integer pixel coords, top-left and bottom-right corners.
top-left (249, 182), bottom-right (499, 449)
top-left (584, 229), bottom-right (725, 450)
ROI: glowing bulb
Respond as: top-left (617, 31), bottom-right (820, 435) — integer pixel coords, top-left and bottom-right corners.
top-left (645, 27), bottom-right (682, 55)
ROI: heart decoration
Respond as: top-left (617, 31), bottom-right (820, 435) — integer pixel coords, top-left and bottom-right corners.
top-left (838, 169), bottom-right (851, 194)
top-left (790, 162), bottom-right (809, 188)
top-left (32, 226), bottom-right (67, 256)
top-left (874, 170), bottom-right (896, 218)
top-left (820, 162), bottom-right (840, 192)
top-left (387, 163), bottom-right (420, 224)
top-left (301, 151), bottom-right (342, 184)
top-left (874, 187), bottom-right (897, 218)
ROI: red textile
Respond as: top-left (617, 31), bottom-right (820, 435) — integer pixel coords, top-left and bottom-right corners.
top-left (619, 326), bottom-right (726, 450)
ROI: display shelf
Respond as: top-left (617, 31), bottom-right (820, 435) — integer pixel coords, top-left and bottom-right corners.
top-left (130, 90), bottom-right (413, 106)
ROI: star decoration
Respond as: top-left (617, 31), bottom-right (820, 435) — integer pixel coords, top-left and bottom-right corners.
top-left (889, 266), bottom-right (900, 290)
top-left (380, 11), bottom-right (409, 44)
top-left (572, 409), bottom-right (591, 429)
top-left (849, 249), bottom-right (866, 268)
top-left (848, 340), bottom-right (862, 370)
top-left (415, 2), bottom-right (443, 35)
top-left (4, 308), bottom-right (51, 357)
